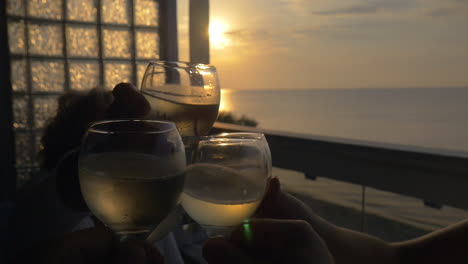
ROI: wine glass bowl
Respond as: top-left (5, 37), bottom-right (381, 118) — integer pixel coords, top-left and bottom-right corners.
top-left (140, 61), bottom-right (221, 137)
top-left (78, 120), bottom-right (186, 236)
top-left (181, 133), bottom-right (271, 235)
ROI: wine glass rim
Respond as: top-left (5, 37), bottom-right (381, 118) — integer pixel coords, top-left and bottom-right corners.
top-left (87, 119), bottom-right (177, 135)
top-left (216, 132), bottom-right (265, 139)
top-left (198, 136), bottom-right (261, 145)
top-left (148, 60), bottom-right (216, 70)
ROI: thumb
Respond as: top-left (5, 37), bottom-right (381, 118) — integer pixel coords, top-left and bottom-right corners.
top-left (230, 218), bottom-right (316, 250)
top-left (254, 177), bottom-right (281, 218)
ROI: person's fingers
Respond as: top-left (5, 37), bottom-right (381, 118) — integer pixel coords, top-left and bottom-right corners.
top-left (230, 218), bottom-right (316, 250)
top-left (230, 219), bottom-right (334, 264)
top-left (254, 177), bottom-right (281, 218)
top-left (107, 83), bottom-right (151, 118)
top-left (203, 236), bottom-right (254, 264)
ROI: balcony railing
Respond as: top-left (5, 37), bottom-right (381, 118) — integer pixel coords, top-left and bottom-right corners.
top-left (212, 122), bottom-right (468, 211)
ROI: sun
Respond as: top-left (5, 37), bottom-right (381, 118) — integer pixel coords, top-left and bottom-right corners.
top-left (209, 20), bottom-right (231, 49)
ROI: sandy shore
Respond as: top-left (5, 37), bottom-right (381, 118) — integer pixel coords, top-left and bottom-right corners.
top-left (274, 167), bottom-right (468, 242)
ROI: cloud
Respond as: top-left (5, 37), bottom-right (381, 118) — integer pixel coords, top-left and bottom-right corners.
top-left (424, 0), bottom-right (468, 17)
top-left (312, 0), bottom-right (414, 16)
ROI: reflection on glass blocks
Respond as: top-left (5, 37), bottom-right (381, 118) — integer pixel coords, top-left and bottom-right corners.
top-left (34, 97), bottom-right (59, 129)
top-left (32, 61), bottom-right (65, 92)
top-left (69, 61), bottom-right (100, 90)
top-left (15, 133), bottom-right (33, 167)
top-left (135, 0), bottom-right (158, 26)
top-left (136, 31), bottom-right (159, 59)
top-left (67, 26), bottom-right (99, 57)
top-left (28, 24), bottom-right (63, 56)
top-left (29, 0), bottom-right (62, 20)
top-left (8, 20), bottom-right (25, 55)
top-left (67, 0), bottom-right (97, 22)
top-left (13, 97), bottom-right (29, 130)
top-left (7, 0), bottom-right (25, 16)
top-left (11, 60), bottom-right (27, 92)
top-left (102, 0), bottom-right (129, 24)
top-left (105, 63), bottom-right (132, 89)
top-left (137, 63), bottom-right (148, 88)
top-left (103, 29), bottom-right (131, 58)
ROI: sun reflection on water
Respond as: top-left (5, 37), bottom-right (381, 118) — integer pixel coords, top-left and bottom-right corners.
top-left (219, 89), bottom-right (232, 112)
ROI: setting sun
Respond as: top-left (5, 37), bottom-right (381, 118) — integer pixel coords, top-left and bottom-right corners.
top-left (209, 20), bottom-right (231, 49)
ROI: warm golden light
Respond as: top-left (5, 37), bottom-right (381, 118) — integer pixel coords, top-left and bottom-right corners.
top-left (219, 89), bottom-right (231, 112)
top-left (209, 20), bottom-right (231, 49)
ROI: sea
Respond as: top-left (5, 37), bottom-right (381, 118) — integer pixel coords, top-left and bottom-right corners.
top-left (221, 87), bottom-right (468, 157)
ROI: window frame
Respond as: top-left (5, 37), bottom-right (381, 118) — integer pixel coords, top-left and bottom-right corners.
top-left (0, 0), bottom-right (180, 200)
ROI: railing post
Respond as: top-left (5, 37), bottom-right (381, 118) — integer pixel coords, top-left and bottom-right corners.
top-left (360, 185), bottom-right (367, 232)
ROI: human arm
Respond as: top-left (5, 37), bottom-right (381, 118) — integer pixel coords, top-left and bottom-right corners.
top-left (258, 177), bottom-right (468, 264)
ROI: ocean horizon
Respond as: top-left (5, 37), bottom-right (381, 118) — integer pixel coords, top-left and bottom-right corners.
top-left (220, 87), bottom-right (468, 156)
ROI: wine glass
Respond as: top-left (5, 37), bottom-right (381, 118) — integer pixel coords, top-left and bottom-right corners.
top-left (216, 132), bottom-right (272, 178)
top-left (78, 120), bottom-right (186, 239)
top-left (181, 133), bottom-right (272, 236)
top-left (140, 61), bottom-right (221, 138)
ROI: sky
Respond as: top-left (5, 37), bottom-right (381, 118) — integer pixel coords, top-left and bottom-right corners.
top-left (178, 0), bottom-right (468, 90)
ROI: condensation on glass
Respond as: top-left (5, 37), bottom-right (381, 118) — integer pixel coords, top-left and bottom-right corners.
top-left (5, 0), bottom-right (160, 187)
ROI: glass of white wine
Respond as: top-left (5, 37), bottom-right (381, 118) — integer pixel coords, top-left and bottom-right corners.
top-left (140, 61), bottom-right (221, 138)
top-left (181, 133), bottom-right (271, 236)
top-left (78, 120), bottom-right (186, 239)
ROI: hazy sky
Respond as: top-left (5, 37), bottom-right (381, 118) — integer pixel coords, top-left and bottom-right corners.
top-left (178, 0), bottom-right (468, 90)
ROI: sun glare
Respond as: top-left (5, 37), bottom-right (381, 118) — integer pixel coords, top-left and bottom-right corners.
top-left (219, 89), bottom-right (231, 112)
top-left (210, 20), bottom-right (230, 49)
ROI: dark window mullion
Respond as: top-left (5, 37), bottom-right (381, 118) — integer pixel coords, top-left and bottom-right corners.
top-left (96, 0), bottom-right (105, 87)
top-left (62, 0), bottom-right (70, 91)
top-left (129, 0), bottom-right (137, 86)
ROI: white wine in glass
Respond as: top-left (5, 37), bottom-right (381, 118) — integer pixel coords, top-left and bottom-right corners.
top-left (140, 61), bottom-right (220, 137)
top-left (181, 134), bottom-right (271, 235)
top-left (79, 120), bottom-right (186, 237)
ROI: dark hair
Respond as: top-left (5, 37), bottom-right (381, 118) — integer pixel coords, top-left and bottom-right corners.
top-left (39, 88), bottom-right (113, 170)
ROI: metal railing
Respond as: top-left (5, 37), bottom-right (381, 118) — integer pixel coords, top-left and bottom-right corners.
top-left (212, 122), bottom-right (468, 211)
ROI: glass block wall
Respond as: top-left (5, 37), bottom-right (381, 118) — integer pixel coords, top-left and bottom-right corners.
top-left (6, 0), bottom-right (160, 186)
